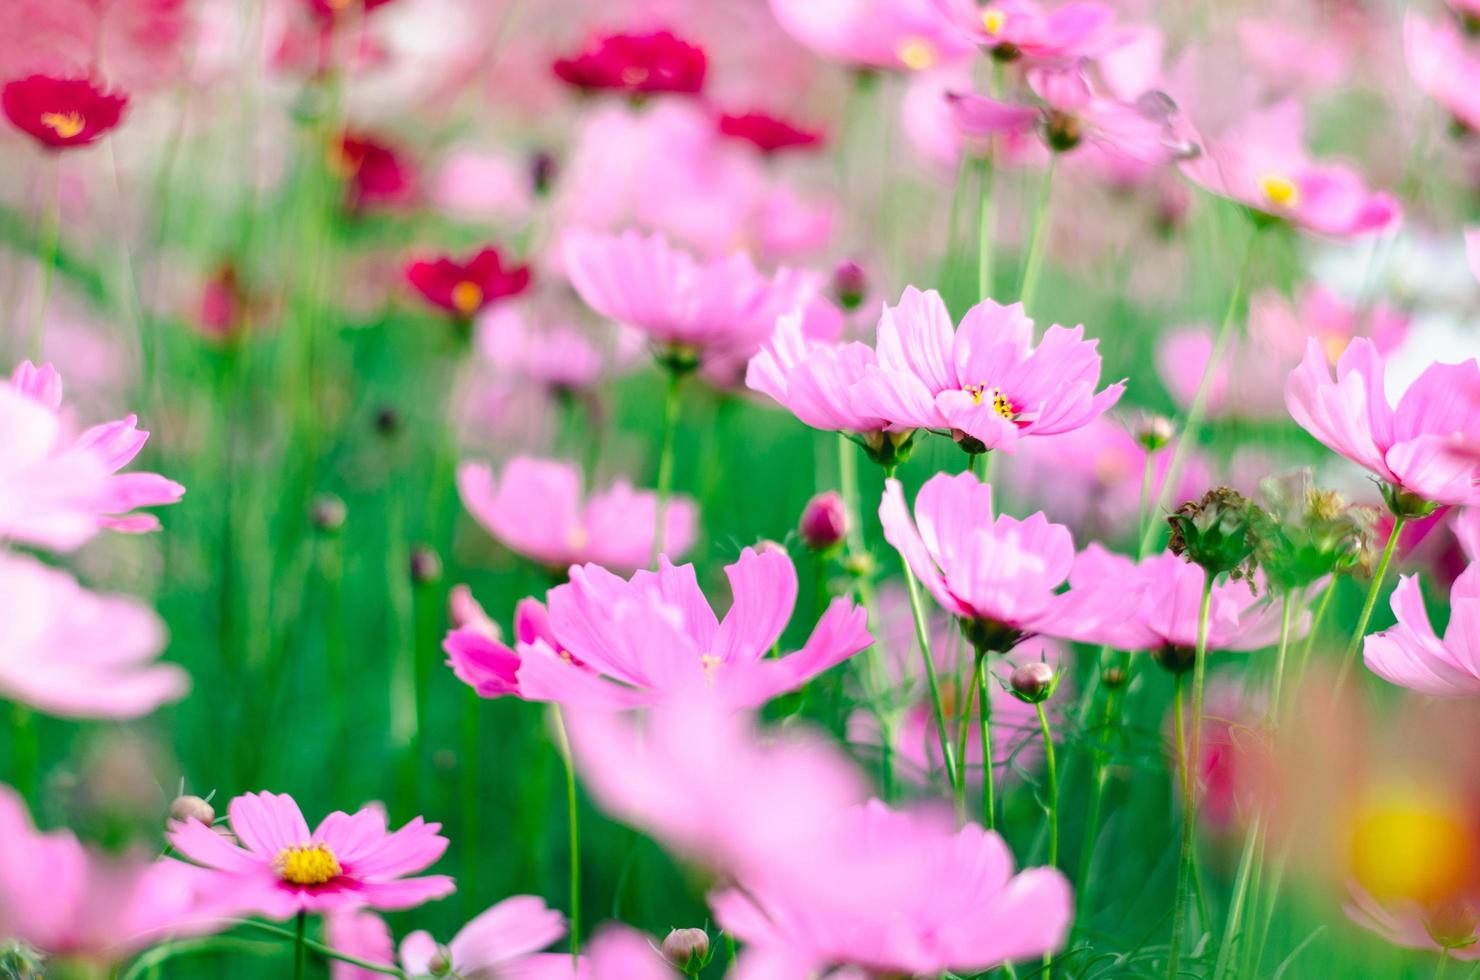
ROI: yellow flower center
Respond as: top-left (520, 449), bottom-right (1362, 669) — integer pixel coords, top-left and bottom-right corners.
top-left (273, 843), bottom-right (342, 886)
top-left (40, 111), bottom-right (85, 139)
top-left (1258, 174), bottom-right (1300, 208)
top-left (981, 7), bottom-right (1007, 35)
top-left (700, 654), bottom-right (723, 678)
top-left (1321, 334), bottom-right (1348, 365)
top-left (964, 384), bottom-right (1018, 420)
top-left (1347, 787), bottom-right (1474, 907)
top-left (451, 281), bottom-right (483, 315)
top-left (897, 37), bottom-right (936, 71)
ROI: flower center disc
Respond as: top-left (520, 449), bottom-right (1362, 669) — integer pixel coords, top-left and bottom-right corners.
top-left (40, 111), bottom-right (85, 139)
top-left (273, 843), bottom-right (343, 886)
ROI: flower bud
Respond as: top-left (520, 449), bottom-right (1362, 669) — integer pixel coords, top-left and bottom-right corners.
top-left (1041, 110), bottom-right (1082, 153)
top-left (428, 944), bottom-right (453, 976)
top-left (310, 494), bottom-right (347, 533)
top-left (799, 491), bottom-right (848, 552)
top-left (1010, 661), bottom-right (1056, 703)
top-left (169, 794), bottom-right (215, 826)
top-left (831, 261), bottom-right (867, 311)
top-left (1380, 482), bottom-right (1440, 520)
top-left (755, 539), bottom-right (789, 557)
top-left (661, 928), bottom-right (710, 971)
top-left (409, 545), bottom-right (443, 585)
top-left (1134, 413), bottom-right (1175, 452)
top-left (530, 149), bottom-right (557, 197)
top-left (373, 406), bottom-right (401, 437)
top-left (1102, 666), bottom-right (1127, 689)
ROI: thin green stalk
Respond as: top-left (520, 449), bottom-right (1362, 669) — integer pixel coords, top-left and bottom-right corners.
top-left (1017, 155), bottom-right (1057, 314)
top-left (29, 161), bottom-right (60, 360)
top-left (293, 911), bottom-right (306, 980)
top-left (120, 937), bottom-right (282, 980)
top-left (236, 920), bottom-right (406, 976)
top-left (955, 661), bottom-right (979, 818)
top-left (318, 532), bottom-right (346, 758)
top-left (1168, 578), bottom-right (1215, 980)
top-left (1295, 579), bottom-right (1337, 683)
top-left (553, 707), bottom-right (583, 963)
top-left (1270, 591), bottom-right (1297, 719)
top-left (461, 688), bottom-right (481, 918)
top-left (1335, 514), bottom-right (1406, 694)
top-left (1211, 814), bottom-right (1264, 980)
top-left (651, 366), bottom-right (685, 567)
top-left (1139, 225), bottom-right (1261, 557)
top-left (1037, 702), bottom-right (1059, 979)
top-left (1438, 950), bottom-right (1451, 980)
top-left (977, 651), bottom-right (996, 829)
top-left (977, 154), bottom-right (997, 301)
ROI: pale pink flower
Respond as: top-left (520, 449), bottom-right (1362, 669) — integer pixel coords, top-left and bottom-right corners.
top-left (767, 0), bottom-right (973, 72)
top-left (576, 926), bottom-right (679, 980)
top-left (1346, 886), bottom-right (1480, 961)
top-left (1181, 101), bottom-right (1399, 237)
top-left (850, 287), bottom-right (1123, 453)
top-left (431, 146), bottom-right (534, 224)
top-left (457, 456), bottom-right (696, 571)
top-left (879, 472), bottom-right (1137, 647)
top-left (711, 800), bottom-right (1073, 976)
top-left (1285, 338), bottom-right (1480, 506)
top-left (1235, 15), bottom-right (1353, 98)
top-left (931, 0), bottom-right (1115, 61)
top-left (0, 552), bottom-right (187, 719)
top-left (490, 548), bottom-right (871, 710)
top-left (166, 792), bottom-right (454, 918)
top-left (0, 786), bottom-right (221, 962)
top-left (563, 230), bottom-right (809, 367)
top-left (1364, 564), bottom-right (1480, 697)
top-left (746, 306), bottom-right (893, 436)
top-left (0, 361), bottom-right (184, 551)
top-left (1405, 15), bottom-right (1480, 133)
top-left (327, 895), bottom-right (566, 980)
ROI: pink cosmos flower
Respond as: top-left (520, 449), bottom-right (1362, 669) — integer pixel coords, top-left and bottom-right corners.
top-left (1285, 338), bottom-right (1480, 507)
top-left (473, 305), bottom-right (618, 393)
top-left (931, 0), bottom-right (1115, 61)
top-left (879, 472), bottom-right (1137, 648)
top-left (0, 786), bottom-right (221, 962)
top-left (166, 792), bottom-right (454, 918)
top-left (1405, 15), bottom-right (1480, 133)
top-left (767, 0), bottom-right (974, 73)
top-left (326, 895), bottom-right (567, 980)
top-left (563, 229), bottom-right (807, 367)
top-left (0, 552), bottom-right (187, 718)
top-left (457, 547), bottom-right (871, 710)
top-left (718, 111), bottom-right (824, 155)
top-left (850, 287), bottom-right (1124, 454)
top-left (1346, 886), bottom-right (1480, 962)
top-left (711, 800), bottom-right (1073, 976)
top-left (1364, 564), bottom-right (1480, 697)
top-left (1159, 284), bottom-right (1409, 421)
top-left (1181, 101), bottom-right (1400, 237)
top-left (0, 361), bottom-right (184, 551)
top-left (445, 596), bottom-right (550, 700)
top-left (1071, 546), bottom-right (1291, 654)
top-left (457, 456), bottom-right (696, 571)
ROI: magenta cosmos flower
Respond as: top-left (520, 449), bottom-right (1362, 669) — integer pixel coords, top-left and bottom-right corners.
top-left (0, 361), bottom-right (184, 551)
top-left (1406, 14), bottom-right (1480, 134)
top-left (449, 548), bottom-right (871, 709)
top-left (767, 0), bottom-right (974, 72)
top-left (1363, 564), bottom-right (1480, 697)
top-left (563, 229), bottom-right (807, 369)
top-left (1285, 338), bottom-right (1480, 509)
top-left (552, 31), bottom-right (707, 96)
top-left (1181, 101), bottom-right (1399, 237)
top-left (457, 456), bottom-right (696, 570)
top-left (852, 287), bottom-right (1124, 454)
top-left (0, 786), bottom-right (220, 963)
top-left (880, 472), bottom-right (1137, 649)
top-left (404, 246), bottom-right (531, 319)
top-left (713, 800), bottom-right (1072, 977)
top-left (2, 75), bottom-right (127, 150)
top-left (326, 895), bottom-right (567, 980)
top-left (166, 792), bottom-right (453, 918)
top-left (931, 0), bottom-right (1115, 61)
top-left (718, 111), bottom-right (825, 155)
top-left (0, 552), bottom-right (187, 718)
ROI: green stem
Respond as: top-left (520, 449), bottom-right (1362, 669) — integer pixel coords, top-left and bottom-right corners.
top-left (1211, 814), bottom-right (1264, 980)
top-left (1295, 579), bottom-right (1337, 682)
top-left (236, 920), bottom-right (405, 976)
top-left (553, 707), bottom-right (582, 962)
top-left (651, 366), bottom-right (685, 567)
top-left (1438, 950), bottom-right (1451, 980)
top-left (1270, 591), bottom-right (1297, 719)
top-left (1037, 702), bottom-right (1058, 979)
top-left (977, 650), bottom-right (996, 829)
top-left (29, 160), bottom-right (60, 360)
top-left (293, 911), bottom-right (306, 980)
top-left (120, 937), bottom-right (282, 980)
top-left (1336, 514), bottom-right (1406, 694)
top-left (1017, 155), bottom-right (1057, 314)
top-left (1168, 578), bottom-right (1215, 980)
top-left (461, 687), bottom-right (481, 918)
top-left (954, 658), bottom-right (978, 819)
top-left (10, 704), bottom-right (37, 805)
top-left (977, 154), bottom-right (997, 301)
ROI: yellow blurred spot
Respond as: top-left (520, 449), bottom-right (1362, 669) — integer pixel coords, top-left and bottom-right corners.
top-left (566, 526), bottom-right (589, 552)
top-left (897, 37), bottom-right (937, 71)
top-left (1321, 334), bottom-right (1348, 365)
top-left (273, 843), bottom-right (341, 886)
top-left (451, 281), bottom-right (483, 316)
top-left (1348, 786), bottom-right (1475, 907)
top-left (982, 8), bottom-right (1008, 35)
top-left (40, 111), bottom-right (84, 139)
top-left (1259, 174), bottom-right (1301, 209)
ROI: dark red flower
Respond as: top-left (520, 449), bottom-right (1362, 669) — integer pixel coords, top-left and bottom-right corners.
top-left (332, 133), bottom-right (416, 210)
top-left (405, 248), bottom-right (532, 318)
top-left (552, 31), bottom-right (706, 96)
top-left (718, 111), bottom-right (824, 155)
top-left (305, 0), bottom-right (399, 22)
top-left (1, 75), bottom-right (128, 150)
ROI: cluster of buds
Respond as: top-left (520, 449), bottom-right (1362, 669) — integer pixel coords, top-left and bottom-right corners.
top-left (1251, 471), bottom-right (1374, 591)
top-left (1167, 487), bottom-right (1260, 581)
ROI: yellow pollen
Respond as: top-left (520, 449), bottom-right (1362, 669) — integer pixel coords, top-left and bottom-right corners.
top-left (40, 111), bottom-right (85, 139)
top-left (1347, 785), bottom-right (1475, 906)
top-left (982, 7), bottom-right (1007, 35)
top-left (1258, 174), bottom-right (1300, 208)
top-left (273, 843), bottom-right (342, 886)
top-left (700, 654), bottom-right (723, 675)
top-left (451, 281), bottom-right (483, 315)
top-left (1321, 334), bottom-right (1348, 365)
top-left (990, 389), bottom-right (1016, 420)
top-left (897, 37), bottom-right (936, 71)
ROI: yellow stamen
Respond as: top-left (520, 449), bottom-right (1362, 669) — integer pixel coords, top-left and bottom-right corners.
top-left (981, 7), bottom-right (1007, 35)
top-left (451, 281), bottom-right (483, 316)
top-left (897, 37), bottom-right (936, 71)
top-left (273, 843), bottom-right (342, 886)
top-left (1258, 174), bottom-right (1300, 209)
top-left (40, 111), bottom-right (85, 139)
top-left (990, 389), bottom-right (1016, 420)
top-left (700, 654), bottom-right (723, 677)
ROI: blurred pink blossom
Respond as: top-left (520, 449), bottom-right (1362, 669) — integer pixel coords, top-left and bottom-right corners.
top-left (767, 0), bottom-right (972, 72)
top-left (1364, 563), bottom-right (1480, 697)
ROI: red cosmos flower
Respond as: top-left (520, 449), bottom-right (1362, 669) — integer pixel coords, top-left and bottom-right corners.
top-left (405, 248), bottom-right (531, 319)
top-left (306, 0), bottom-right (399, 22)
top-left (552, 31), bottom-right (707, 96)
top-left (1, 75), bottom-right (127, 150)
top-left (718, 111), bottom-right (825, 155)
top-left (332, 133), bottom-right (415, 210)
